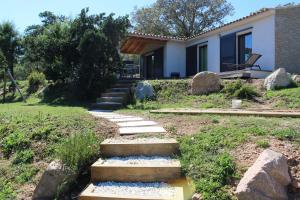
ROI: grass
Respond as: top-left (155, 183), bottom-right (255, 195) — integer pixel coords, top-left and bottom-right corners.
top-left (125, 79), bottom-right (300, 110)
top-left (0, 97), bottom-right (103, 199)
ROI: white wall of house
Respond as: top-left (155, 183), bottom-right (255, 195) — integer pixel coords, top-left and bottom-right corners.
top-left (164, 41), bottom-right (186, 77)
top-left (185, 14), bottom-right (276, 73)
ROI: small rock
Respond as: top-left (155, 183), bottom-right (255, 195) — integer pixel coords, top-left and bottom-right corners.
top-left (191, 71), bottom-right (221, 95)
top-left (192, 193), bottom-right (202, 200)
top-left (236, 149), bottom-right (291, 200)
top-left (292, 74), bottom-right (300, 83)
top-left (292, 180), bottom-right (300, 189)
top-left (135, 81), bottom-right (155, 100)
top-left (33, 160), bottom-right (76, 200)
top-left (264, 68), bottom-right (292, 90)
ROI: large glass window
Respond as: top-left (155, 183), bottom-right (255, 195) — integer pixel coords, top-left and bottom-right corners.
top-left (238, 33), bottom-right (252, 64)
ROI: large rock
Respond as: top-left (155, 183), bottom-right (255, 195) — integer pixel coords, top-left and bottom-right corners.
top-left (236, 149), bottom-right (291, 200)
top-left (33, 161), bottom-right (76, 200)
top-left (191, 72), bottom-right (221, 95)
top-left (135, 81), bottom-right (155, 100)
top-left (264, 68), bottom-right (292, 90)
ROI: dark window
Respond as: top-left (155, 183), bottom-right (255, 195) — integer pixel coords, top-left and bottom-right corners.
top-left (220, 33), bottom-right (236, 72)
top-left (238, 33), bottom-right (252, 64)
top-left (199, 45), bottom-right (208, 72)
top-left (186, 45), bottom-right (197, 76)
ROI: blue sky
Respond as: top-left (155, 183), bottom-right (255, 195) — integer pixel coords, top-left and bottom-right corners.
top-left (0, 0), bottom-right (299, 33)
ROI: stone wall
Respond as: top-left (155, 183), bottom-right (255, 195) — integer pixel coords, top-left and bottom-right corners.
top-left (275, 6), bottom-right (300, 74)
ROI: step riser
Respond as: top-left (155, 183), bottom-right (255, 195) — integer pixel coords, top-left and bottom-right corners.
top-left (96, 97), bottom-right (125, 104)
top-left (101, 93), bottom-right (128, 98)
top-left (113, 84), bottom-right (132, 88)
top-left (91, 166), bottom-right (181, 182)
top-left (101, 143), bottom-right (179, 157)
top-left (91, 104), bottom-right (123, 110)
top-left (106, 88), bottom-right (130, 93)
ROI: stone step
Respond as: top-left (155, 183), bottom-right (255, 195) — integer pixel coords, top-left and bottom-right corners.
top-left (91, 102), bottom-right (123, 110)
top-left (80, 183), bottom-right (184, 200)
top-left (106, 88), bottom-right (130, 93)
top-left (119, 126), bottom-right (167, 135)
top-left (117, 121), bottom-right (158, 127)
top-left (109, 117), bottom-right (144, 122)
top-left (91, 157), bottom-right (181, 182)
top-left (96, 97), bottom-right (125, 104)
top-left (113, 83), bottom-right (132, 88)
top-left (101, 92), bottom-right (128, 98)
top-left (101, 138), bottom-right (179, 157)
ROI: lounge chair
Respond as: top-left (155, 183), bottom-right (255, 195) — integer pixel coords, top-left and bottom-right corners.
top-left (223, 53), bottom-right (262, 71)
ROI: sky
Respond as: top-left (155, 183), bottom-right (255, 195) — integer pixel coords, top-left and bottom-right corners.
top-left (0, 0), bottom-right (299, 34)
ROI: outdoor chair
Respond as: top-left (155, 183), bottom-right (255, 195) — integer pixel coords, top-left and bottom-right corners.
top-left (223, 53), bottom-right (262, 71)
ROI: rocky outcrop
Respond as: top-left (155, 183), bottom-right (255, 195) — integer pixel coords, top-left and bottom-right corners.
top-left (264, 68), bottom-right (292, 90)
top-left (236, 149), bottom-right (291, 200)
top-left (135, 81), bottom-right (155, 100)
top-left (33, 160), bottom-right (76, 200)
top-left (191, 72), bottom-right (221, 95)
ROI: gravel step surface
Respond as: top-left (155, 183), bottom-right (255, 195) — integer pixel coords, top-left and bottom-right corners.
top-left (98, 156), bottom-right (180, 166)
top-left (103, 137), bottom-right (177, 144)
top-left (93, 182), bottom-right (175, 198)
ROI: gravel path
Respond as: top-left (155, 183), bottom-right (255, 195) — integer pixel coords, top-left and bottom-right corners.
top-left (99, 156), bottom-right (180, 166)
top-left (93, 182), bottom-right (175, 198)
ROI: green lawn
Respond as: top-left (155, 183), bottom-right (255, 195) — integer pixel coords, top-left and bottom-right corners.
top-left (0, 98), bottom-right (103, 199)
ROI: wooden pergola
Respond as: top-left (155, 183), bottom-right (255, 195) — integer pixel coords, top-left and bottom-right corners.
top-left (120, 34), bottom-right (168, 54)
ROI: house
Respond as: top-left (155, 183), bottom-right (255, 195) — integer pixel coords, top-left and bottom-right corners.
top-left (120, 5), bottom-right (300, 79)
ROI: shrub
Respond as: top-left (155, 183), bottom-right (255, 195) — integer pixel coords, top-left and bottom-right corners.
top-left (12, 150), bottom-right (34, 164)
top-left (56, 130), bottom-right (101, 171)
top-left (222, 80), bottom-right (259, 99)
top-left (272, 128), bottom-right (299, 141)
top-left (27, 71), bottom-right (46, 93)
top-left (2, 131), bottom-right (30, 157)
top-left (0, 178), bottom-right (16, 200)
top-left (14, 164), bottom-right (38, 184)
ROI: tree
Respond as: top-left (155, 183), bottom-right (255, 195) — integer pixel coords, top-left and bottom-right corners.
top-left (0, 22), bottom-right (20, 78)
top-left (131, 0), bottom-right (234, 37)
top-left (0, 50), bottom-right (8, 102)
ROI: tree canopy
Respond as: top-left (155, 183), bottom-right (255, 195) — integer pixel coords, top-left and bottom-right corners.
top-left (131, 0), bottom-right (234, 37)
top-left (23, 8), bottom-right (130, 99)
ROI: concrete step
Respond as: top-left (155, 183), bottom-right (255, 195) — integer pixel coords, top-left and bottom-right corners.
top-left (91, 157), bottom-right (181, 182)
top-left (96, 97), bottom-right (125, 104)
top-left (106, 88), bottom-right (130, 93)
top-left (91, 102), bottom-right (123, 110)
top-left (101, 138), bottom-right (179, 157)
top-left (80, 183), bottom-right (184, 200)
top-left (101, 92), bottom-right (128, 98)
top-left (113, 83), bottom-right (132, 88)
top-left (117, 121), bottom-right (158, 127)
top-left (119, 126), bottom-right (167, 135)
top-left (109, 117), bottom-right (144, 122)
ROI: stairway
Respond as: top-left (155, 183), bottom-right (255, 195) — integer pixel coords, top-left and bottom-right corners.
top-left (79, 138), bottom-right (185, 200)
top-left (91, 80), bottom-right (134, 110)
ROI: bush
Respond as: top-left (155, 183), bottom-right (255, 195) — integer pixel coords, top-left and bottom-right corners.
top-left (14, 164), bottom-right (38, 184)
top-left (12, 150), bottom-right (34, 164)
top-left (222, 80), bottom-right (259, 99)
top-left (56, 130), bottom-right (101, 171)
top-left (27, 71), bottom-right (46, 93)
top-left (0, 178), bottom-right (16, 200)
top-left (2, 131), bottom-right (30, 157)
top-left (256, 140), bottom-right (270, 149)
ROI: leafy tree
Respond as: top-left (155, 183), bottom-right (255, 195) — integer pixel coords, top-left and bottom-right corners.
top-left (132, 0), bottom-right (234, 37)
top-left (0, 22), bottom-right (20, 77)
top-left (23, 8), bottom-right (130, 100)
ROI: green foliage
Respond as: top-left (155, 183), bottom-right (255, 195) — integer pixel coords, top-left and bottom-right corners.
top-left (272, 128), bottom-right (299, 141)
top-left (266, 87), bottom-right (300, 109)
top-left (14, 164), bottom-right (39, 184)
top-left (222, 79), bottom-right (259, 99)
top-left (2, 131), bottom-right (30, 157)
top-left (0, 178), bottom-right (16, 200)
top-left (12, 150), bottom-right (34, 164)
top-left (132, 0), bottom-right (234, 37)
top-left (27, 71), bottom-right (46, 93)
top-left (23, 8), bottom-right (130, 100)
top-left (56, 130), bottom-right (101, 170)
top-left (256, 140), bottom-right (270, 149)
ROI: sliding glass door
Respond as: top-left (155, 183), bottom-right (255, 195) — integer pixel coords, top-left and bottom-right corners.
top-left (199, 45), bottom-right (208, 72)
top-left (238, 33), bottom-right (252, 64)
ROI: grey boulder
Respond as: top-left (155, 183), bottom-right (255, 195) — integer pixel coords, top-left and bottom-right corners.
top-left (264, 68), bottom-right (292, 90)
top-left (191, 71), bottom-right (221, 95)
top-left (135, 81), bottom-right (155, 100)
top-left (236, 149), bottom-right (291, 200)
